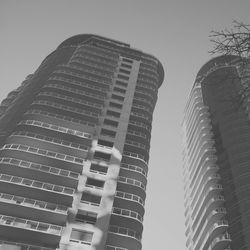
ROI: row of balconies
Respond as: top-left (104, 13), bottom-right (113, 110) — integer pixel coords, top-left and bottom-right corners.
top-left (48, 75), bottom-right (107, 97)
top-left (0, 192), bottom-right (67, 215)
top-left (25, 109), bottom-right (96, 128)
top-left (44, 82), bottom-right (105, 106)
top-left (0, 156), bottom-right (79, 181)
top-left (120, 163), bottom-right (147, 178)
top-left (32, 100), bottom-right (99, 123)
top-left (52, 69), bottom-right (111, 88)
top-left (58, 63), bottom-right (113, 81)
top-left (109, 225), bottom-right (141, 241)
top-left (10, 131), bottom-right (88, 152)
top-left (0, 240), bottom-right (54, 250)
top-left (1, 144), bottom-right (85, 169)
top-left (75, 47), bottom-right (118, 63)
top-left (18, 119), bottom-right (92, 140)
top-left (38, 91), bottom-right (103, 114)
top-left (72, 53), bottom-right (117, 68)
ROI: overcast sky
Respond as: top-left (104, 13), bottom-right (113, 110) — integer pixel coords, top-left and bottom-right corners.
top-left (1, 0), bottom-right (250, 249)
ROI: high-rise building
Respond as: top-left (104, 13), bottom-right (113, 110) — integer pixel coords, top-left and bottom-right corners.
top-left (0, 35), bottom-right (164, 250)
top-left (183, 55), bottom-right (250, 249)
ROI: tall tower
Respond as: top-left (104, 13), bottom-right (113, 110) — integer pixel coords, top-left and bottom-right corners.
top-left (183, 55), bottom-right (250, 249)
top-left (0, 35), bottom-right (164, 250)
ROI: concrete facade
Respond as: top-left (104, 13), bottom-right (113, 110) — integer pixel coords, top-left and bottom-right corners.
top-left (0, 35), bottom-right (164, 250)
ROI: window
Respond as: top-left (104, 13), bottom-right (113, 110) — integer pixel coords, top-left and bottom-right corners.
top-left (81, 192), bottom-right (101, 205)
top-left (90, 163), bottom-right (108, 174)
top-left (104, 119), bottom-right (118, 127)
top-left (98, 139), bottom-right (114, 148)
top-left (119, 69), bottom-right (130, 75)
top-left (109, 102), bottom-right (123, 109)
top-left (117, 74), bottom-right (129, 81)
top-left (106, 110), bottom-right (120, 118)
top-left (122, 58), bottom-right (133, 64)
top-left (121, 63), bottom-right (132, 69)
top-left (115, 80), bottom-right (128, 88)
top-left (94, 151), bottom-right (111, 161)
top-left (101, 128), bottom-right (116, 138)
top-left (70, 229), bottom-right (93, 245)
top-left (113, 87), bottom-right (126, 94)
top-left (76, 210), bottom-right (97, 224)
top-left (111, 94), bottom-right (124, 102)
top-left (86, 177), bottom-right (104, 189)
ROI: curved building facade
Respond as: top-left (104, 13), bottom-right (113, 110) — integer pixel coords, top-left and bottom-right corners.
top-left (0, 35), bottom-right (164, 250)
top-left (183, 55), bottom-right (250, 249)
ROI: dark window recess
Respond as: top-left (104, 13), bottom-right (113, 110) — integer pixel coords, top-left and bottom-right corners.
top-left (119, 68), bottom-right (130, 75)
top-left (109, 102), bottom-right (123, 109)
top-left (104, 119), bottom-right (119, 127)
top-left (117, 74), bottom-right (129, 81)
top-left (70, 229), bottom-right (93, 244)
top-left (101, 128), bottom-right (116, 137)
top-left (116, 80), bottom-right (128, 88)
top-left (94, 151), bottom-right (112, 161)
top-left (121, 63), bottom-right (132, 69)
top-left (86, 177), bottom-right (105, 188)
top-left (106, 110), bottom-right (120, 118)
top-left (113, 87), bottom-right (126, 94)
top-left (81, 192), bottom-right (101, 205)
top-left (122, 58), bottom-right (133, 64)
top-left (90, 163), bottom-right (108, 174)
top-left (98, 139), bottom-right (114, 148)
top-left (111, 94), bottom-right (124, 102)
top-left (76, 210), bottom-right (97, 224)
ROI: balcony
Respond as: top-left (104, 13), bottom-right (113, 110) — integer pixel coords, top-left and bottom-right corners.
top-left (0, 144), bottom-right (85, 173)
top-left (24, 109), bottom-right (96, 130)
top-left (114, 191), bottom-right (145, 216)
top-left (37, 91), bottom-right (102, 114)
top-left (117, 178), bottom-right (146, 202)
top-left (8, 130), bottom-right (89, 159)
top-left (207, 232), bottom-right (231, 250)
top-left (50, 71), bottom-right (110, 94)
top-left (18, 119), bottom-right (92, 141)
top-left (122, 151), bottom-right (148, 172)
top-left (0, 157), bottom-right (79, 188)
top-left (0, 192), bottom-right (67, 225)
top-left (0, 173), bottom-right (74, 206)
top-left (110, 207), bottom-right (143, 233)
top-left (107, 225), bottom-right (141, 250)
top-left (0, 215), bottom-right (62, 248)
top-left (31, 100), bottom-right (99, 124)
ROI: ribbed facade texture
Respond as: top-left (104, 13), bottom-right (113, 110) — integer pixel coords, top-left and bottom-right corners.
top-left (0, 35), bottom-right (164, 250)
top-left (183, 55), bottom-right (250, 250)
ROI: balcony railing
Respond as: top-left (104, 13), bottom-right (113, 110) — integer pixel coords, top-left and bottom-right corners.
top-left (109, 225), bottom-right (141, 241)
top-left (0, 192), bottom-right (67, 214)
top-left (47, 77), bottom-right (106, 99)
top-left (32, 100), bottom-right (99, 119)
top-left (0, 157), bottom-right (79, 179)
top-left (120, 163), bottom-right (147, 177)
top-left (38, 91), bottom-right (102, 112)
top-left (0, 214), bottom-right (62, 235)
top-left (44, 83), bottom-right (104, 106)
top-left (123, 151), bottom-right (148, 164)
top-left (18, 119), bottom-right (92, 140)
top-left (118, 176), bottom-right (146, 191)
top-left (0, 240), bottom-right (54, 250)
top-left (115, 191), bottom-right (144, 206)
top-left (11, 131), bottom-right (88, 152)
top-left (112, 207), bottom-right (143, 222)
top-left (1, 144), bottom-right (85, 165)
top-left (25, 109), bottom-right (95, 128)
top-left (0, 174), bottom-right (74, 195)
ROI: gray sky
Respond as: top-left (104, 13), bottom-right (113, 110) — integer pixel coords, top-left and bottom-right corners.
top-left (0, 0), bottom-right (250, 249)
